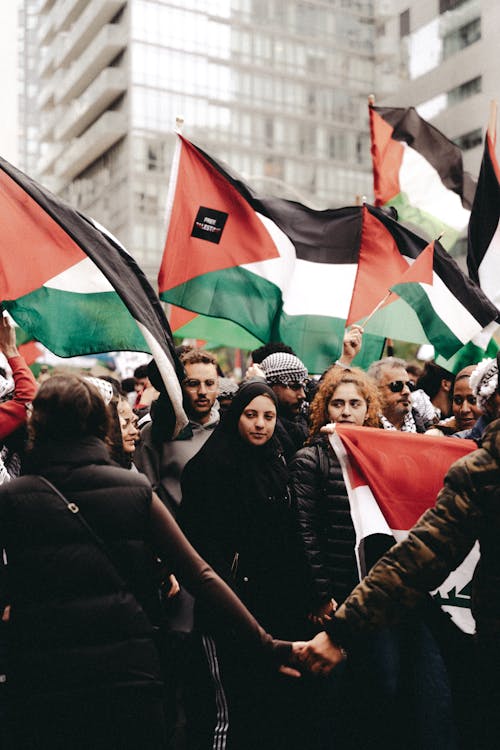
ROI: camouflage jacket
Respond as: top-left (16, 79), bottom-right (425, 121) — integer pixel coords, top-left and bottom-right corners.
top-left (327, 418), bottom-right (500, 646)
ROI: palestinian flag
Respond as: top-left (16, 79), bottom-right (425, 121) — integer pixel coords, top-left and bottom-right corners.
top-left (467, 131), bottom-right (500, 310)
top-left (159, 135), bottom-right (498, 373)
top-left (14, 325), bottom-right (44, 366)
top-left (0, 156), bottom-right (187, 435)
top-left (169, 304), bottom-right (262, 351)
top-left (370, 105), bottom-right (476, 250)
top-left (330, 424), bottom-right (478, 633)
top-left (433, 131), bottom-right (500, 373)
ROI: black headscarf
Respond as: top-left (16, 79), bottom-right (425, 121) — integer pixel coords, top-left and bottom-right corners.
top-left (183, 379), bottom-right (288, 517)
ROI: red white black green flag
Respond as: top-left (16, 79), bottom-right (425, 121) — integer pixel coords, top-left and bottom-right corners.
top-left (159, 135), bottom-right (497, 372)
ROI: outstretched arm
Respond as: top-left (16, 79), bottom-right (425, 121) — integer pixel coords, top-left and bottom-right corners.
top-left (149, 492), bottom-right (290, 660)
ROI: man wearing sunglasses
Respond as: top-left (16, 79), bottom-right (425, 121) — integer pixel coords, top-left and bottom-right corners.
top-left (368, 357), bottom-right (433, 433)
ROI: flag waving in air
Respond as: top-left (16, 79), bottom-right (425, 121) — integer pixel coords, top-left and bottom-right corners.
top-left (330, 424), bottom-right (477, 632)
top-left (467, 128), bottom-right (500, 310)
top-left (0, 157), bottom-right (187, 435)
top-left (158, 135), bottom-right (498, 373)
top-left (369, 104), bottom-right (476, 250)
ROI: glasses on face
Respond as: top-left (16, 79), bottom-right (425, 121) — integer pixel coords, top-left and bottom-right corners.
top-left (385, 380), bottom-right (411, 393)
top-left (453, 394), bottom-right (477, 406)
top-left (183, 379), bottom-right (218, 392)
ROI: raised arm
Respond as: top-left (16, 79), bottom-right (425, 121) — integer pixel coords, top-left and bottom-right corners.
top-left (0, 318), bottom-right (37, 441)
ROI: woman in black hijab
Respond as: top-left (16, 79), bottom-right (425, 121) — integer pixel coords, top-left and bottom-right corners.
top-left (180, 380), bottom-right (307, 750)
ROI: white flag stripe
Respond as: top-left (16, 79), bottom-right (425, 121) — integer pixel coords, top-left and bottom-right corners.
top-left (329, 431), bottom-right (477, 634)
top-left (44, 257), bottom-right (114, 293)
top-left (400, 145), bottom-right (470, 231)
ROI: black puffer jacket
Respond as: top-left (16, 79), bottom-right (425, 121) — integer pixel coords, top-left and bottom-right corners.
top-left (290, 435), bottom-right (359, 610)
top-left (2, 436), bottom-right (162, 698)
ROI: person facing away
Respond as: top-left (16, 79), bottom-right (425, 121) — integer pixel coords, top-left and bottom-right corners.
top-left (0, 374), bottom-right (305, 749)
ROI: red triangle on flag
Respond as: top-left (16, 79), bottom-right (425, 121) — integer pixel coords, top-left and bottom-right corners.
top-left (159, 137), bottom-right (280, 292)
top-left (370, 105), bottom-right (404, 205)
top-left (389, 241), bottom-right (434, 297)
top-left (346, 206), bottom-right (408, 326)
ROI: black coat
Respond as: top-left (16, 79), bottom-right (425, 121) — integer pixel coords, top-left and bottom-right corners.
top-left (2, 436), bottom-right (162, 699)
top-left (290, 436), bottom-right (360, 609)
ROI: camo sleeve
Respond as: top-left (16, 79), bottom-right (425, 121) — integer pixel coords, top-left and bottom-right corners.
top-left (326, 449), bottom-right (485, 645)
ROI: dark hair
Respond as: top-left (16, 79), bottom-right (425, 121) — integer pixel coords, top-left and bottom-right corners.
top-left (416, 362), bottom-right (454, 399)
top-left (251, 342), bottom-right (295, 365)
top-left (134, 364), bottom-right (150, 380)
top-left (121, 377), bottom-right (136, 394)
top-left (29, 375), bottom-right (110, 447)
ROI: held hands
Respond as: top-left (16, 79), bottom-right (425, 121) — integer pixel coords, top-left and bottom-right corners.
top-left (292, 632), bottom-right (346, 677)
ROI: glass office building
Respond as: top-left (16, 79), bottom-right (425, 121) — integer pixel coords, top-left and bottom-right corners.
top-left (30, 0), bottom-right (377, 279)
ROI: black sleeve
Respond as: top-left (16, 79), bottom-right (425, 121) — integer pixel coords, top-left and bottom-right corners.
top-left (149, 492), bottom-right (291, 661)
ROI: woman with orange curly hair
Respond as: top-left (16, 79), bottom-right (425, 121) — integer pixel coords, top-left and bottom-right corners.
top-left (291, 367), bottom-right (381, 628)
top-left (290, 367), bottom-right (391, 749)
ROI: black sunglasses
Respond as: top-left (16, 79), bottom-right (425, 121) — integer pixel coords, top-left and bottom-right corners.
top-left (386, 380), bottom-right (412, 393)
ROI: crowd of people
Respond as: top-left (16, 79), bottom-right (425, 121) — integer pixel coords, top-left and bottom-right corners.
top-left (0, 316), bottom-right (498, 748)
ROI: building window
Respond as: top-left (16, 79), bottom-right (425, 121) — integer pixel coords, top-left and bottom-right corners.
top-left (443, 17), bottom-right (481, 59)
top-left (400, 9), bottom-right (410, 38)
top-left (448, 76), bottom-right (481, 105)
top-left (439, 0), bottom-right (469, 12)
top-left (453, 128), bottom-right (483, 151)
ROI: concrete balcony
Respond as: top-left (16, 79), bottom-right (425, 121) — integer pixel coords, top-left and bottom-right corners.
top-left (39, 105), bottom-right (62, 141)
top-left (57, 0), bottom-right (126, 69)
top-left (54, 111), bottom-right (127, 181)
top-left (37, 10), bottom-right (57, 45)
top-left (53, 0), bottom-right (88, 33)
top-left (38, 141), bottom-right (65, 177)
top-left (54, 67), bottom-right (127, 141)
top-left (37, 68), bottom-right (63, 109)
top-left (38, 0), bottom-right (56, 12)
top-left (39, 40), bottom-right (58, 78)
top-left (55, 24), bottom-right (127, 105)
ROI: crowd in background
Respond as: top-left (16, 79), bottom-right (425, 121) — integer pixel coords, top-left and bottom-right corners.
top-left (0, 317), bottom-right (498, 749)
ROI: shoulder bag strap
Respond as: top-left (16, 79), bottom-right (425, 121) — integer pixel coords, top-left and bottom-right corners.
top-left (37, 474), bottom-right (129, 589)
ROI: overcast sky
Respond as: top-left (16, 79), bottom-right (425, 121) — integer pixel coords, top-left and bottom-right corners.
top-left (0, 2), bottom-right (19, 165)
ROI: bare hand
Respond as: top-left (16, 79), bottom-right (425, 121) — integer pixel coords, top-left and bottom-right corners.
top-left (246, 363), bottom-right (266, 380)
top-left (320, 423), bottom-right (336, 435)
top-left (166, 574), bottom-right (180, 599)
top-left (338, 325), bottom-right (363, 366)
top-left (0, 317), bottom-right (18, 359)
top-left (293, 632), bottom-right (346, 676)
top-left (308, 598), bottom-right (338, 626)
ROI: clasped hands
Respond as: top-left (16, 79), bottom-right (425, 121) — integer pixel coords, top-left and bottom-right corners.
top-left (279, 632), bottom-right (346, 678)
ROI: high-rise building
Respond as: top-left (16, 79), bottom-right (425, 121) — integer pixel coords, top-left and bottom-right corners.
top-left (30, 0), bottom-right (378, 279)
top-left (378, 0), bottom-right (499, 176)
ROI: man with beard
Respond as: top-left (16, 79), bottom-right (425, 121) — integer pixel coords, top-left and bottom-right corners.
top-left (135, 348), bottom-right (220, 514)
top-left (368, 356), bottom-right (433, 433)
top-left (259, 352), bottom-right (309, 461)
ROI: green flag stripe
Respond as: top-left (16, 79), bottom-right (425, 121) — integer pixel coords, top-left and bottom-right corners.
top-left (5, 286), bottom-right (150, 357)
top-left (391, 282), bottom-right (463, 358)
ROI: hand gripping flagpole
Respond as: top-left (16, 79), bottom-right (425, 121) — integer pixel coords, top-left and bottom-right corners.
top-left (359, 232), bottom-right (444, 329)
